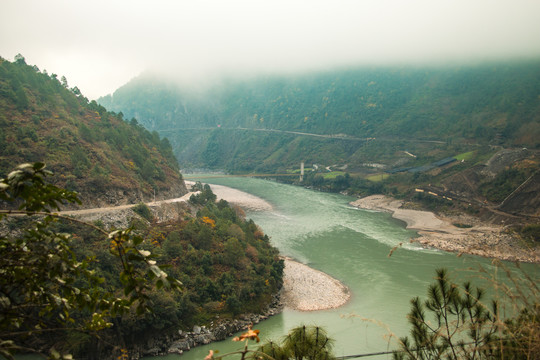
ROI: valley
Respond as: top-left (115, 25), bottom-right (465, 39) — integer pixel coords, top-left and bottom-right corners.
top-left (3, 1), bottom-right (540, 358)
top-left (1, 55), bottom-right (539, 359)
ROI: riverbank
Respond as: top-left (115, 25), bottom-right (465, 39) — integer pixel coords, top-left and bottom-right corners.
top-left (136, 256), bottom-right (353, 357)
top-left (185, 181), bottom-right (273, 211)
top-left (350, 195), bottom-right (539, 263)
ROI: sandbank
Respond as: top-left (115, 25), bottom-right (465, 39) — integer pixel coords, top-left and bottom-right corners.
top-left (184, 181), bottom-right (272, 212)
top-left (350, 195), bottom-right (539, 263)
top-left (281, 258), bottom-right (351, 311)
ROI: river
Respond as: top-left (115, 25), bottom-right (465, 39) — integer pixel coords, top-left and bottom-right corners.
top-left (145, 176), bottom-right (539, 359)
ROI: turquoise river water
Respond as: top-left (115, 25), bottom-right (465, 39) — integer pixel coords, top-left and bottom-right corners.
top-left (144, 176), bottom-right (539, 360)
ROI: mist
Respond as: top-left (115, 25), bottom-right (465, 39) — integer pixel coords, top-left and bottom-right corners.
top-left (2, 0), bottom-right (540, 99)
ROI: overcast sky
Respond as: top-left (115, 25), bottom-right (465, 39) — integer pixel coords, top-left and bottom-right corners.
top-left (2, 0), bottom-right (540, 99)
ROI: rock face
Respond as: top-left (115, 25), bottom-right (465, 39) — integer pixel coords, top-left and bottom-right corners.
top-left (499, 170), bottom-right (540, 217)
top-left (131, 295), bottom-right (283, 359)
top-left (480, 148), bottom-right (532, 178)
top-left (441, 149), bottom-right (539, 214)
top-left (58, 188), bottom-right (193, 229)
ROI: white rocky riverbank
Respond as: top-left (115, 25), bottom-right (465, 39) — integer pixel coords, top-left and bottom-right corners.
top-left (139, 302), bottom-right (283, 358)
top-left (185, 181), bottom-right (273, 211)
top-left (350, 194), bottom-right (539, 263)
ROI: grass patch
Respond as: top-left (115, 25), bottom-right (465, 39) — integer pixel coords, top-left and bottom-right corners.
top-left (366, 173), bottom-right (390, 182)
top-left (322, 171), bottom-right (346, 179)
top-left (455, 151), bottom-right (475, 161)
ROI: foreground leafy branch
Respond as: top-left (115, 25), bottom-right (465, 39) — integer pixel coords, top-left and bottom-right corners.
top-left (0, 163), bottom-right (181, 359)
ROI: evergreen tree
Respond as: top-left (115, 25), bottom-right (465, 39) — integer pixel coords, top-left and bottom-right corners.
top-left (393, 268), bottom-right (539, 360)
top-left (255, 325), bottom-right (335, 360)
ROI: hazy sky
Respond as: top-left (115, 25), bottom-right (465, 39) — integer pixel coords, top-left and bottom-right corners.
top-left (2, 0), bottom-right (540, 99)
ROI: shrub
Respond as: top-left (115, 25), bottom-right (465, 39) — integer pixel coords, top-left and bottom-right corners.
top-left (133, 202), bottom-right (153, 221)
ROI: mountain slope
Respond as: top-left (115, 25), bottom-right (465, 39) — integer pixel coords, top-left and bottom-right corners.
top-left (99, 62), bottom-right (540, 173)
top-left (0, 56), bottom-right (186, 207)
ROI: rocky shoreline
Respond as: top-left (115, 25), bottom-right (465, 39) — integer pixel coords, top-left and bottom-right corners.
top-left (134, 295), bottom-right (283, 358)
top-left (350, 195), bottom-right (539, 263)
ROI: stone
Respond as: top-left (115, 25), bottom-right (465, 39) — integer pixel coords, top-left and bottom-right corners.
top-left (143, 347), bottom-right (160, 356)
top-left (168, 339), bottom-right (191, 353)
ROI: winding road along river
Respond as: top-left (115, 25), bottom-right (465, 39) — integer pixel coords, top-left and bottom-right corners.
top-left (147, 176), bottom-right (539, 359)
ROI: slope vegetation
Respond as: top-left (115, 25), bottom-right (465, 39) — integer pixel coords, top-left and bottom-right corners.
top-left (0, 55), bottom-right (284, 358)
top-left (0, 56), bottom-right (186, 207)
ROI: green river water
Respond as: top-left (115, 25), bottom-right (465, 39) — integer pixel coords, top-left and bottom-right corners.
top-left (144, 176), bottom-right (539, 360)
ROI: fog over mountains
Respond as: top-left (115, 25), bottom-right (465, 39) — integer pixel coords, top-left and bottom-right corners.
top-left (99, 61), bottom-right (540, 172)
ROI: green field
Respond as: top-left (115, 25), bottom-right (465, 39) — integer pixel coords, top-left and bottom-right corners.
top-left (323, 171), bottom-right (346, 179)
top-left (366, 173), bottom-right (390, 182)
top-left (454, 151), bottom-right (475, 161)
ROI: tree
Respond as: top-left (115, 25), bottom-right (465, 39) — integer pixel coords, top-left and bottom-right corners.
top-left (189, 183), bottom-right (217, 205)
top-left (71, 86), bottom-right (81, 97)
top-left (280, 325), bottom-right (335, 360)
top-left (15, 87), bottom-right (28, 110)
top-left (224, 237), bottom-right (244, 267)
top-left (393, 268), bottom-right (539, 360)
top-left (0, 163), bottom-right (181, 359)
top-left (141, 159), bottom-right (156, 180)
top-left (253, 325), bottom-right (335, 360)
top-left (14, 53), bottom-right (26, 65)
top-left (194, 225), bottom-right (213, 250)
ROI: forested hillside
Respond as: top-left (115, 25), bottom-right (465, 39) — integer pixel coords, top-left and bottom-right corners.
top-left (0, 55), bottom-right (284, 358)
top-left (0, 55), bottom-right (185, 207)
top-left (99, 61), bottom-right (540, 174)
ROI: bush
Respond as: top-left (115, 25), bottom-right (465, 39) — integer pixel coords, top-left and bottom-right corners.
top-left (519, 223), bottom-right (540, 243)
top-left (133, 202), bottom-right (153, 221)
